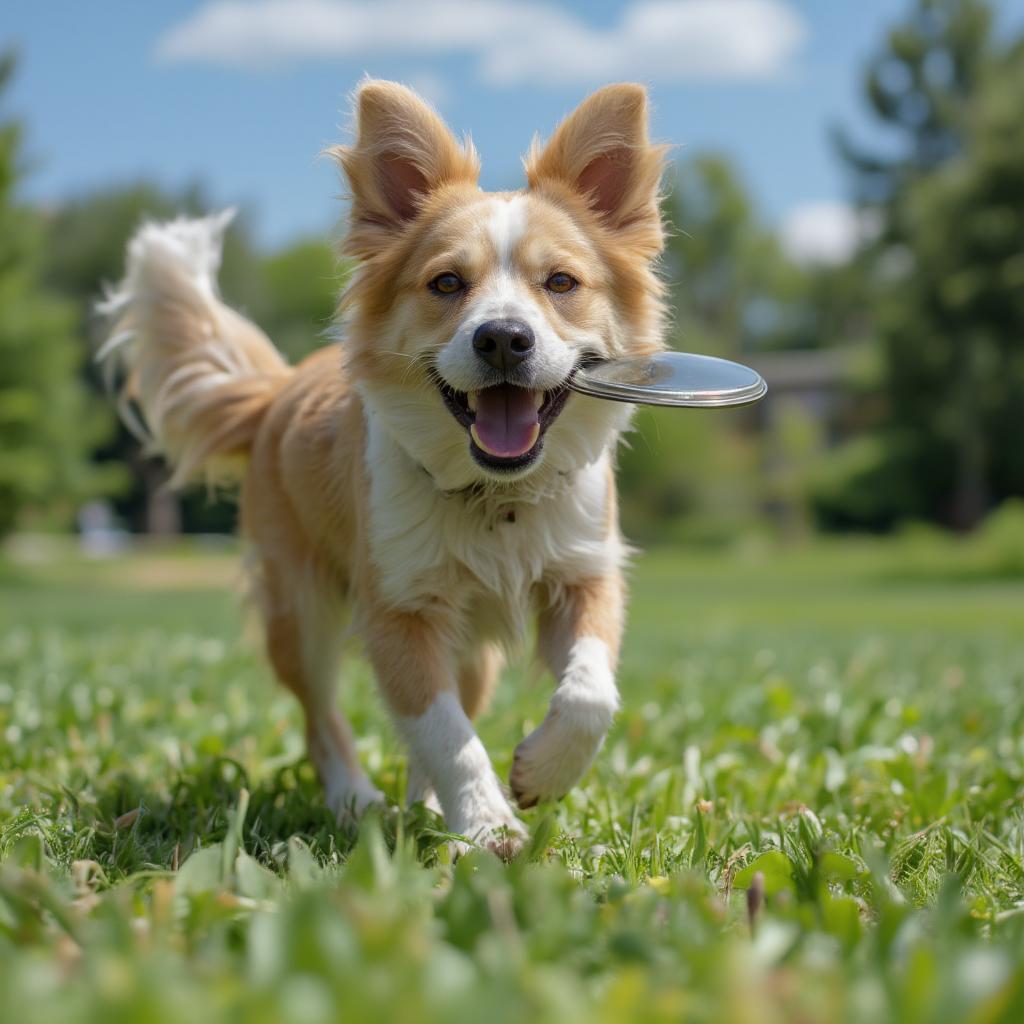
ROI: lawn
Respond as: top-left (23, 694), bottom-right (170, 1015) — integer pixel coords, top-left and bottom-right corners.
top-left (1, 537), bottom-right (1023, 1023)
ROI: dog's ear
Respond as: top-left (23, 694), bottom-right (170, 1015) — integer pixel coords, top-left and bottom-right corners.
top-left (525, 84), bottom-right (667, 248)
top-left (331, 80), bottom-right (479, 253)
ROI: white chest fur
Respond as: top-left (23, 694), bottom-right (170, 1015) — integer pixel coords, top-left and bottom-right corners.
top-left (362, 406), bottom-right (622, 630)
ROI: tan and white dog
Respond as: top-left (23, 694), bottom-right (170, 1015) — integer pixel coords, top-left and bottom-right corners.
top-left (99, 80), bottom-right (668, 857)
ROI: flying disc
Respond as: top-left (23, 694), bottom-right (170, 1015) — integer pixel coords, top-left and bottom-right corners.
top-left (569, 351), bottom-right (767, 408)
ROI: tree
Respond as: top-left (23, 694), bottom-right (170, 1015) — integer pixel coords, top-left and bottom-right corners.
top-left (253, 239), bottom-right (349, 363)
top-left (0, 52), bottom-right (106, 538)
top-left (822, 0), bottom-right (1023, 530)
top-left (665, 155), bottom-right (793, 354)
top-left (42, 183), bottom-right (264, 312)
top-left (836, 0), bottom-right (992, 224)
top-left (664, 154), bottom-right (865, 356)
top-left (884, 39), bottom-right (1024, 527)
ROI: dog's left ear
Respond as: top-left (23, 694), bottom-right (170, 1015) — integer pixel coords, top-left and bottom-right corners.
top-left (525, 84), bottom-right (667, 252)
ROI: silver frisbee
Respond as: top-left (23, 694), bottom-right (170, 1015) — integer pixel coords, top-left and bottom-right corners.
top-left (569, 351), bottom-right (767, 408)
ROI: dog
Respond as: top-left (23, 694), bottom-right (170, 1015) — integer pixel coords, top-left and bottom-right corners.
top-left (98, 80), bottom-right (668, 858)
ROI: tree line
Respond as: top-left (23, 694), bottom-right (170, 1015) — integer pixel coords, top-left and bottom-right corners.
top-left (2, 0), bottom-right (1022, 543)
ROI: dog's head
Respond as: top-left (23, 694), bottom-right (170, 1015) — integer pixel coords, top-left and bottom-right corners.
top-left (333, 80), bottom-right (668, 491)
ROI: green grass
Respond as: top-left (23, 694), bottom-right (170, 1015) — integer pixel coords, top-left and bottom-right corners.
top-left (1, 539), bottom-right (1023, 1023)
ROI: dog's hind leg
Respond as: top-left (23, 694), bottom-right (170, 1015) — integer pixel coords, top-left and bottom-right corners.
top-left (457, 643), bottom-right (503, 721)
top-left (258, 557), bottom-right (385, 823)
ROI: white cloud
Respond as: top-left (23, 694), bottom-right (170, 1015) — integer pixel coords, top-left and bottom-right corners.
top-left (779, 201), bottom-right (869, 267)
top-left (483, 0), bottom-right (805, 85)
top-left (155, 0), bottom-right (805, 84)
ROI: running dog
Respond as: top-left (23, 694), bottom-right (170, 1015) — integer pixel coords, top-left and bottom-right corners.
top-left (99, 80), bottom-right (667, 857)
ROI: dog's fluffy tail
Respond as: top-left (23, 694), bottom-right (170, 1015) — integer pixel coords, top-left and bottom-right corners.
top-left (97, 210), bottom-right (292, 487)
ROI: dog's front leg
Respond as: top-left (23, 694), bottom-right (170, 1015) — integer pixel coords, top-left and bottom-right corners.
top-left (364, 604), bottom-right (526, 859)
top-left (511, 573), bottom-right (624, 809)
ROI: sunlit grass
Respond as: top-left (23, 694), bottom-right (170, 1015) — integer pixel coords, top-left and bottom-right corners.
top-left (1, 541), bottom-right (1023, 1022)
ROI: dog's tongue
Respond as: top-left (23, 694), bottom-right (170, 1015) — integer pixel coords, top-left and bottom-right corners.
top-left (470, 385), bottom-right (541, 458)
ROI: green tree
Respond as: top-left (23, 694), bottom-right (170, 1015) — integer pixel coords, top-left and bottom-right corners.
top-left (666, 155), bottom-right (797, 354)
top-left (253, 239), bottom-right (349, 363)
top-left (43, 183), bottom-right (263, 312)
top-left (0, 52), bottom-right (107, 538)
top-left (664, 154), bottom-right (868, 356)
top-left (836, 0), bottom-right (992, 225)
top-left (884, 39), bottom-right (1024, 527)
top-left (822, 0), bottom-right (1022, 530)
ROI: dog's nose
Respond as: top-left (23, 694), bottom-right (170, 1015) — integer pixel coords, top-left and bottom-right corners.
top-left (472, 319), bottom-right (535, 371)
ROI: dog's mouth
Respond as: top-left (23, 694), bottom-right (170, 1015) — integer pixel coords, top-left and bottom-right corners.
top-left (435, 378), bottom-right (572, 472)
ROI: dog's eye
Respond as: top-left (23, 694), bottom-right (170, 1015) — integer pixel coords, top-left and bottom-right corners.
top-left (545, 272), bottom-right (578, 294)
top-left (429, 272), bottom-right (465, 295)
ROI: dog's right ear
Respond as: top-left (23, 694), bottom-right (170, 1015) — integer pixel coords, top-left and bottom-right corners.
top-left (331, 80), bottom-right (479, 256)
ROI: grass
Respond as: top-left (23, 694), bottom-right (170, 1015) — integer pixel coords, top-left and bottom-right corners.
top-left (1, 537), bottom-right (1023, 1022)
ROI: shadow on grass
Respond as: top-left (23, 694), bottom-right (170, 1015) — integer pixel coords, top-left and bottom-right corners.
top-left (4, 756), bottom-right (452, 884)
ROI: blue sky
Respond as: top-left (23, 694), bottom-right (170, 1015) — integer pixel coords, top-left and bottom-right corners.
top-left (4, 1), bottom-right (1022, 258)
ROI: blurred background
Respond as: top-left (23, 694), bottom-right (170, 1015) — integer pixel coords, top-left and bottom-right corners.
top-left (2, 0), bottom-right (1024, 569)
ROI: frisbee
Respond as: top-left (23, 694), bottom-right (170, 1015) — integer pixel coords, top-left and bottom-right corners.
top-left (569, 351), bottom-right (767, 408)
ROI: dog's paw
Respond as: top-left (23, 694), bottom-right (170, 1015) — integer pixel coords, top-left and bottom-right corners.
top-left (480, 825), bottom-right (527, 862)
top-left (511, 652), bottom-right (618, 809)
top-left (326, 775), bottom-right (387, 826)
top-left (510, 709), bottom-right (606, 809)
top-left (450, 815), bottom-right (528, 862)
top-left (446, 788), bottom-right (528, 861)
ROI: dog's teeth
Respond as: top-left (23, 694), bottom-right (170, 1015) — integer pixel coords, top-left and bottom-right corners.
top-left (467, 392), bottom-right (478, 412)
top-left (533, 391), bottom-right (544, 410)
